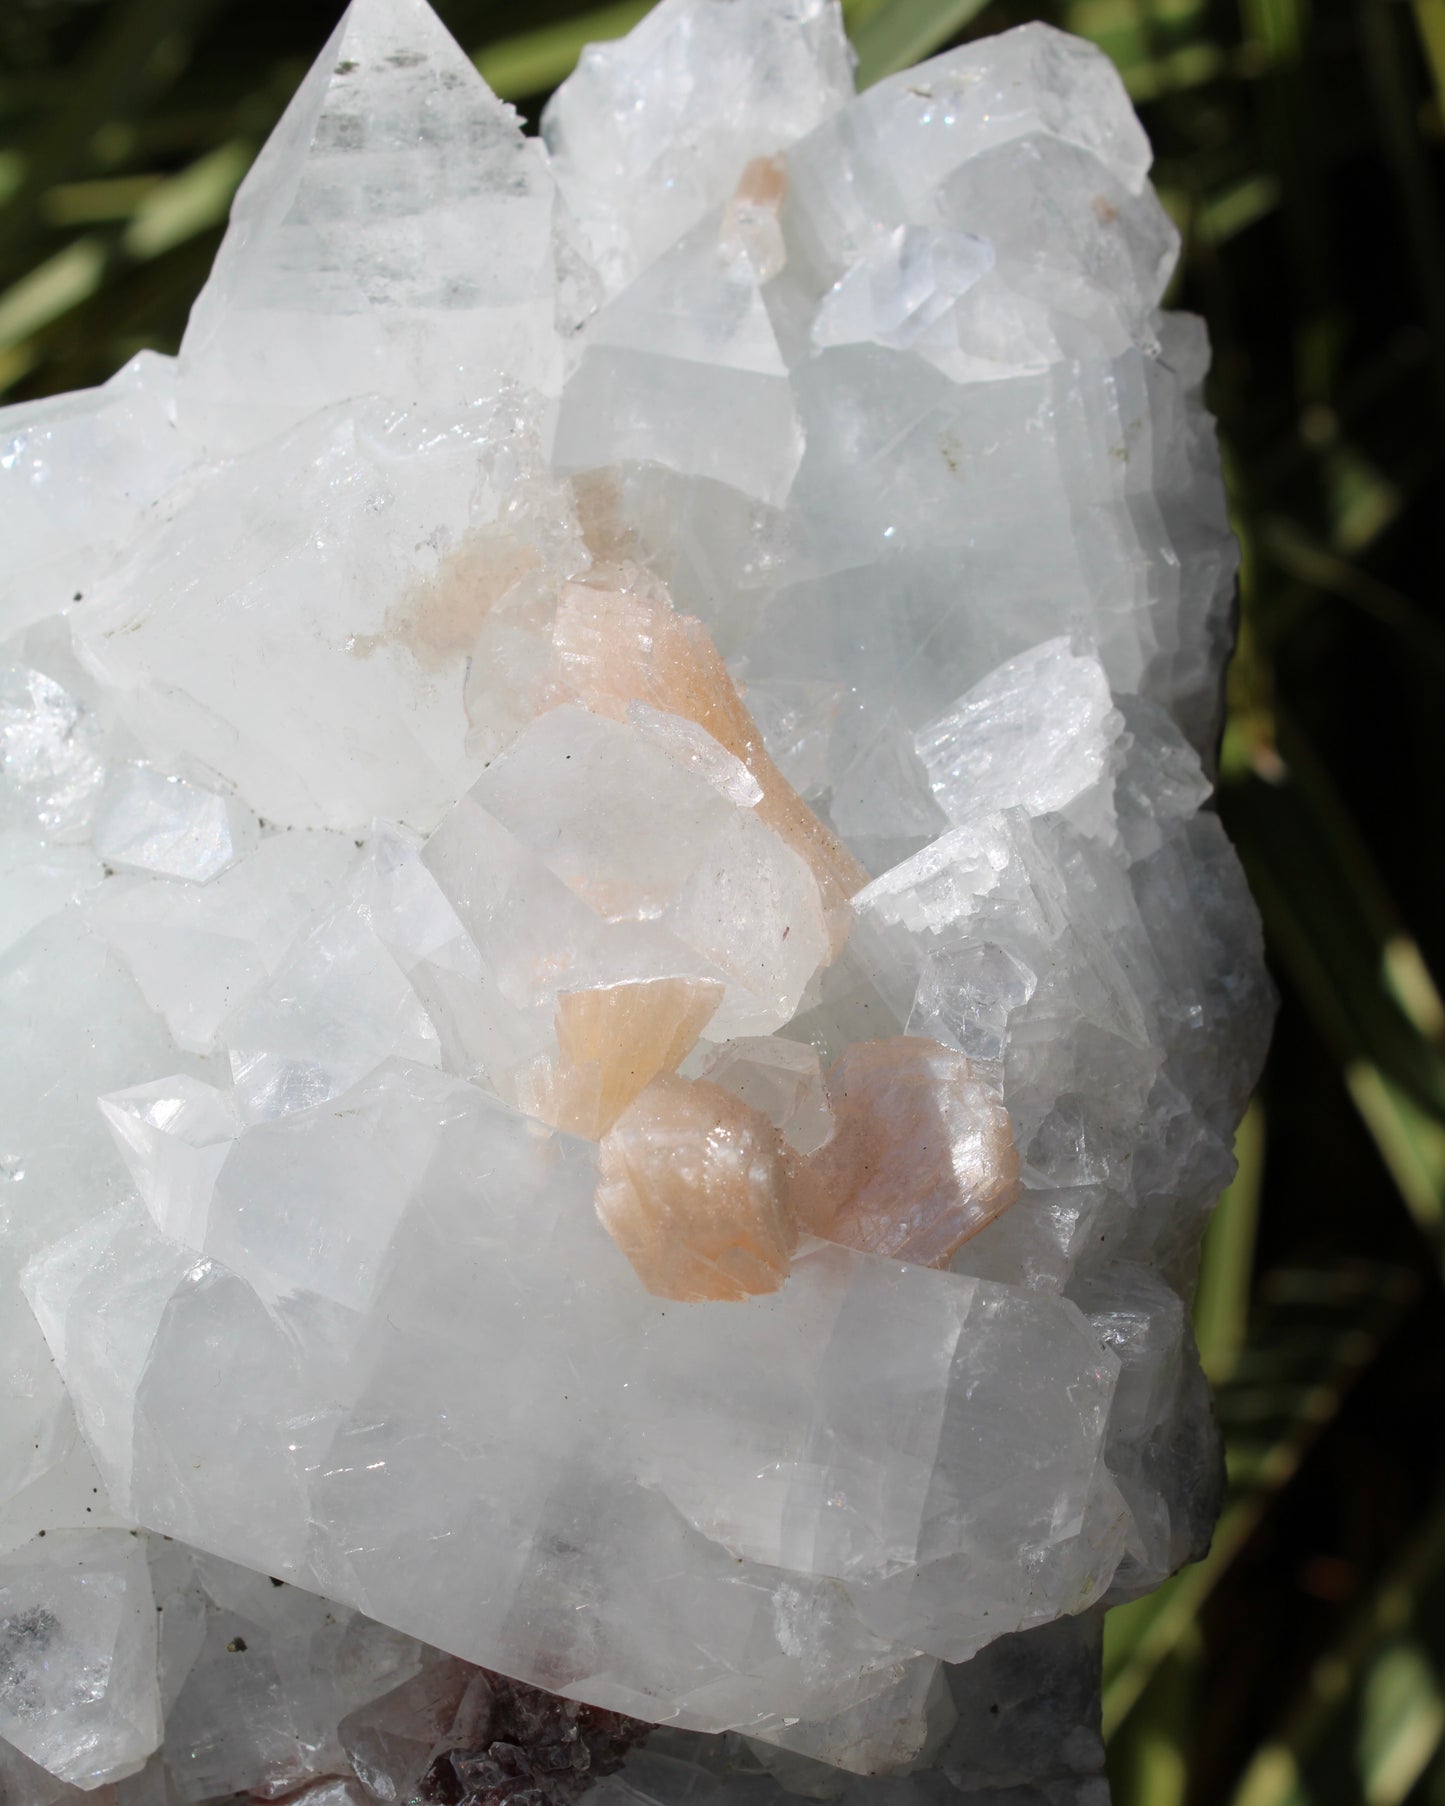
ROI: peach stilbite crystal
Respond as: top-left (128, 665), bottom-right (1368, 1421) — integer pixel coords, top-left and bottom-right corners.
top-left (548, 574), bottom-right (869, 951)
top-left (720, 155), bottom-right (789, 281)
top-left (594, 1073), bottom-right (797, 1301)
top-left (516, 977), bottom-right (724, 1139)
top-left (792, 1037), bottom-right (1021, 1268)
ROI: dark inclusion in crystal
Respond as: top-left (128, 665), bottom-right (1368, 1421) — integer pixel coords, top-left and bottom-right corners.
top-left (395, 1664), bottom-right (650, 1806)
top-left (439, 1670), bottom-right (650, 1806)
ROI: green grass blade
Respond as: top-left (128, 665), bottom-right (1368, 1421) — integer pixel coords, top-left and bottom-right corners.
top-left (473, 1), bottom-right (654, 101)
top-left (1413, 0), bottom-right (1445, 112)
top-left (851, 0), bottom-right (994, 87)
top-left (1194, 1100), bottom-right (1267, 1384)
top-left (122, 139), bottom-right (250, 260)
top-left (0, 0), bottom-right (231, 261)
top-left (0, 237), bottom-right (106, 352)
top-left (1230, 1486), bottom-right (1445, 1806)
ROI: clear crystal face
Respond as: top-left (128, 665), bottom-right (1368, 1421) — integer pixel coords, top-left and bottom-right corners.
top-left (0, 0), bottom-right (1272, 1798)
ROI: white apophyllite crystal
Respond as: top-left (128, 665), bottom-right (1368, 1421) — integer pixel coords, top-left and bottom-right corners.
top-left (428, 702), bottom-right (830, 1042)
top-left (89, 830), bottom-right (359, 1054)
top-left (149, 1543), bottom-right (424, 1802)
top-left (0, 665), bottom-right (107, 841)
top-left (0, 0), bottom-right (1274, 1795)
top-left (71, 401), bottom-right (543, 836)
top-left (91, 768), bottom-right (257, 885)
top-left (543, 0), bottom-right (855, 300)
top-left (98, 1077), bottom-right (242, 1247)
top-left (0, 352), bottom-right (195, 638)
top-left (914, 638), bottom-right (1120, 829)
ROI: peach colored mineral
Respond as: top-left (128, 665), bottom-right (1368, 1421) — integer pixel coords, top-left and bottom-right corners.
top-left (595, 1074), bottom-right (799, 1302)
top-left (594, 1037), bottom-right (1022, 1301)
top-left (515, 977), bottom-right (724, 1140)
top-left (548, 573), bottom-right (868, 952)
top-left (791, 1036), bottom-right (1021, 1268)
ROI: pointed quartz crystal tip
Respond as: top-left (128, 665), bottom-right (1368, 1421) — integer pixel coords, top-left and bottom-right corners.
top-left (548, 573), bottom-right (869, 951)
top-left (595, 1073), bottom-right (798, 1301)
top-left (793, 1036), bottom-right (1021, 1267)
top-left (177, 0), bottom-right (559, 450)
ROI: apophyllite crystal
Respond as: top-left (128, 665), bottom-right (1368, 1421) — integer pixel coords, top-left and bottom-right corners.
top-left (0, 0), bottom-right (1273, 1798)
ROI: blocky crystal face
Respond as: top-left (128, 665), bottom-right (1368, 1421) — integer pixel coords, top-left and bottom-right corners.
top-left (0, 0), bottom-right (1274, 1796)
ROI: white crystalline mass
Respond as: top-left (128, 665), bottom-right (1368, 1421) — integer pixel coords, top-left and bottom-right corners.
top-left (91, 768), bottom-right (256, 885)
top-left (543, 0), bottom-right (856, 299)
top-left (552, 207), bottom-right (804, 504)
top-left (0, 0), bottom-right (1273, 1798)
top-left (71, 400), bottom-right (552, 836)
top-left (914, 638), bottom-right (1119, 829)
top-left (89, 830), bottom-right (359, 1054)
top-left (0, 665), bottom-right (107, 840)
top-left (0, 353), bottom-right (195, 639)
top-left (811, 227), bottom-right (996, 358)
top-left (426, 703), bottom-right (830, 1043)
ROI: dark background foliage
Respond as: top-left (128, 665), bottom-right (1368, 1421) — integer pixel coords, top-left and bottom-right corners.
top-left (3, 0), bottom-right (1444, 1797)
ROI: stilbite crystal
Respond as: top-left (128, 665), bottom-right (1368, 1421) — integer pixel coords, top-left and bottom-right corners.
top-left (548, 577), bottom-right (869, 948)
top-left (595, 1074), bottom-right (798, 1301)
top-left (792, 1037), bottom-right (1021, 1265)
top-left (519, 979), bottom-right (725, 1138)
top-left (0, 0), bottom-right (1274, 1795)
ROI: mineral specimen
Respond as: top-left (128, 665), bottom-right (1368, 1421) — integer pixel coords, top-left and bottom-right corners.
top-left (0, 0), bottom-right (1273, 1798)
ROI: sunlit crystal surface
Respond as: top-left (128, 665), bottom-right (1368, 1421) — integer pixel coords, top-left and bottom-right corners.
top-left (0, 0), bottom-right (1273, 1798)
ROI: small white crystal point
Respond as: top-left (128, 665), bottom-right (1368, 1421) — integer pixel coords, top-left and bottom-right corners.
top-left (98, 1076), bottom-right (242, 1246)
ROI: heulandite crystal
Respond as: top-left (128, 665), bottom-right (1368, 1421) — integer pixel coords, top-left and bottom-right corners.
top-left (0, 0), bottom-right (1273, 1798)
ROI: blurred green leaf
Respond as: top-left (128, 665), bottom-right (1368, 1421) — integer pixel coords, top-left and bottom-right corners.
top-left (851, 0), bottom-right (993, 86)
top-left (1230, 1487), bottom-right (1445, 1805)
top-left (473, 0), bottom-right (653, 101)
top-left (0, 235), bottom-right (105, 352)
top-left (121, 138), bottom-right (250, 259)
top-left (1195, 1100), bottom-right (1267, 1385)
top-left (1413, 0), bottom-right (1445, 112)
top-left (1230, 716), bottom-right (1445, 1267)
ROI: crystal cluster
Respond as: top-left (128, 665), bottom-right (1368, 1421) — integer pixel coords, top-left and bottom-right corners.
top-left (0, 0), bottom-right (1273, 1799)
